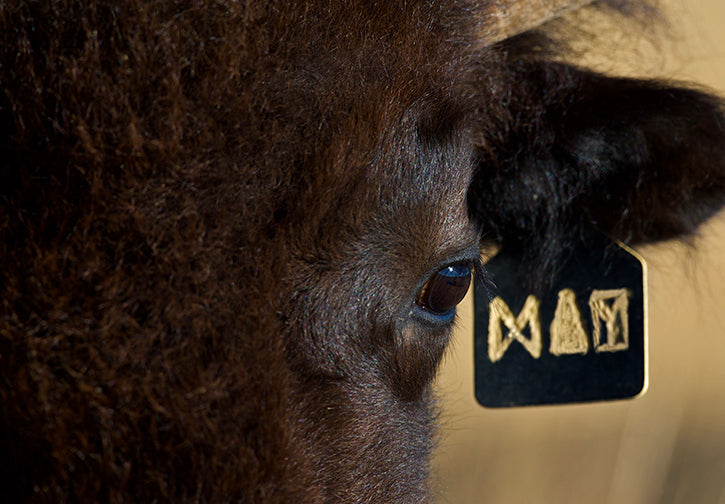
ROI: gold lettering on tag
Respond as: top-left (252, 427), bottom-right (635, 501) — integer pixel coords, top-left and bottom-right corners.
top-left (589, 289), bottom-right (631, 352)
top-left (488, 296), bottom-right (542, 362)
top-left (549, 288), bottom-right (589, 355)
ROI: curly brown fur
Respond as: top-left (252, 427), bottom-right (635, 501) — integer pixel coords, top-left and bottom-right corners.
top-left (1, 1), bottom-right (725, 502)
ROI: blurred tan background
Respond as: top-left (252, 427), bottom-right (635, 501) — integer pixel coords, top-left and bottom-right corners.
top-left (434, 1), bottom-right (725, 503)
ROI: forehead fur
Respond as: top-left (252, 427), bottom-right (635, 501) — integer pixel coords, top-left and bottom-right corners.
top-left (237, 1), bottom-right (499, 260)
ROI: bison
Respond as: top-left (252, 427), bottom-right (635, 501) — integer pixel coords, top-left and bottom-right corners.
top-left (1, 0), bottom-right (724, 502)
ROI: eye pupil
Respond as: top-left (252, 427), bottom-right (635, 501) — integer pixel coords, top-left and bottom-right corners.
top-left (417, 264), bottom-right (472, 316)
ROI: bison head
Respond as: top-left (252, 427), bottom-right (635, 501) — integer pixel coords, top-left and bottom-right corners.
top-left (1, 0), bottom-right (724, 502)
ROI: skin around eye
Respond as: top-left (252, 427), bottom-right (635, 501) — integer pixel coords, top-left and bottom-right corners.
top-left (416, 264), bottom-right (472, 316)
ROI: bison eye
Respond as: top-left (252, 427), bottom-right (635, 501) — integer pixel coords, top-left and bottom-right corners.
top-left (416, 264), bottom-right (472, 318)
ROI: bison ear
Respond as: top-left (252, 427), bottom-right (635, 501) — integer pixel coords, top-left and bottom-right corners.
top-left (469, 62), bottom-right (725, 278)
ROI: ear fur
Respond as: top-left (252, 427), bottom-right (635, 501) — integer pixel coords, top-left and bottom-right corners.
top-left (469, 62), bottom-right (725, 279)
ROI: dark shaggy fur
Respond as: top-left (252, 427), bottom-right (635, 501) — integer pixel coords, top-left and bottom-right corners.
top-left (1, 0), bottom-right (724, 502)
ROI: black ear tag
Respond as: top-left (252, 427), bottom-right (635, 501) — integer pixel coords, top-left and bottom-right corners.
top-left (474, 233), bottom-right (647, 407)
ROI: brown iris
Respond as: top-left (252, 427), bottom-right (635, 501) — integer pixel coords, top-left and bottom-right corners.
top-left (416, 264), bottom-right (472, 316)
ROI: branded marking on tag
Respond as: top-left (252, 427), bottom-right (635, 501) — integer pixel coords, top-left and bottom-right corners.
top-left (487, 295), bottom-right (542, 362)
top-left (589, 288), bottom-right (630, 352)
top-left (487, 288), bottom-right (633, 361)
top-left (549, 288), bottom-right (589, 356)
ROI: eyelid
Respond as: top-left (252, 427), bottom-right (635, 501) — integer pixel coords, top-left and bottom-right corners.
top-left (435, 244), bottom-right (483, 274)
